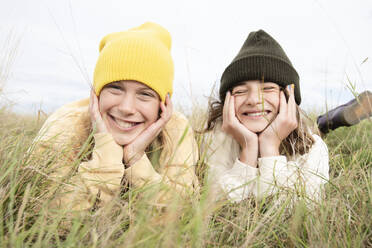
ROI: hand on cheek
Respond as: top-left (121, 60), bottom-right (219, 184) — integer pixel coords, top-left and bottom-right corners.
top-left (258, 85), bottom-right (298, 157)
top-left (123, 94), bottom-right (173, 166)
top-left (89, 89), bottom-right (108, 133)
top-left (222, 92), bottom-right (259, 167)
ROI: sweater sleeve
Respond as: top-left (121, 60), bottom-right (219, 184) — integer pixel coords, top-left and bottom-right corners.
top-left (47, 133), bottom-right (125, 211)
top-left (123, 112), bottom-right (199, 204)
top-left (30, 99), bottom-right (125, 211)
top-left (257, 135), bottom-right (329, 200)
top-left (205, 128), bottom-right (258, 202)
top-left (213, 159), bottom-right (258, 203)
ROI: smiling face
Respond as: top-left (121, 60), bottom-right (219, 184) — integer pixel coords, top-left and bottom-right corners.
top-left (98, 80), bottom-right (160, 145)
top-left (232, 80), bottom-right (280, 133)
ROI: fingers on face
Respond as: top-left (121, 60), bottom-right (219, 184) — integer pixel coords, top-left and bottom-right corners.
top-left (160, 101), bottom-right (166, 115)
top-left (228, 93), bottom-right (236, 120)
top-left (228, 92), bottom-right (237, 124)
top-left (286, 84), bottom-right (298, 129)
top-left (222, 92), bottom-right (231, 123)
top-left (127, 95), bottom-right (172, 147)
top-left (161, 93), bottom-right (173, 121)
top-left (287, 84), bottom-right (296, 118)
top-left (288, 84), bottom-right (295, 104)
top-left (158, 93), bottom-right (172, 126)
top-left (89, 89), bottom-right (99, 119)
top-left (165, 93), bottom-right (173, 117)
top-left (279, 90), bottom-right (287, 115)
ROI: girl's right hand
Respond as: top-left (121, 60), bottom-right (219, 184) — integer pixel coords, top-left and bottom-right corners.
top-left (123, 94), bottom-right (173, 166)
top-left (89, 89), bottom-right (108, 133)
top-left (222, 91), bottom-right (258, 167)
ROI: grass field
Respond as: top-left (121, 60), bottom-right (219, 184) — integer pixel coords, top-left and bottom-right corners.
top-left (0, 102), bottom-right (371, 247)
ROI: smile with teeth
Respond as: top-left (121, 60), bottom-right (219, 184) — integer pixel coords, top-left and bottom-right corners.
top-left (243, 111), bottom-right (269, 117)
top-left (110, 115), bottom-right (141, 129)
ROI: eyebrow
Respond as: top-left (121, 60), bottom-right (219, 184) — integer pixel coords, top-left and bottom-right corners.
top-left (136, 86), bottom-right (149, 90)
top-left (111, 82), bottom-right (154, 91)
top-left (137, 86), bottom-right (155, 92)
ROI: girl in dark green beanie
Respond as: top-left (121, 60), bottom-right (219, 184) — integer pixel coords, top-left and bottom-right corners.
top-left (203, 30), bottom-right (329, 203)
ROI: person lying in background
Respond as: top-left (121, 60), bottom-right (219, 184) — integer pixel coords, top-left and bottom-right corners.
top-left (317, 90), bottom-right (372, 135)
top-left (31, 22), bottom-right (199, 212)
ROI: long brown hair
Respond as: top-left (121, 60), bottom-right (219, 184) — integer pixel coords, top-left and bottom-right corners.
top-left (204, 86), bottom-right (315, 157)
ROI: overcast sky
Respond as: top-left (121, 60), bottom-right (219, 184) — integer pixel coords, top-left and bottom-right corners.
top-left (1, 0), bottom-right (371, 114)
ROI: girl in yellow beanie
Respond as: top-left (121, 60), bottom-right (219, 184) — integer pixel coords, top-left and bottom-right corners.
top-left (32, 22), bottom-right (199, 211)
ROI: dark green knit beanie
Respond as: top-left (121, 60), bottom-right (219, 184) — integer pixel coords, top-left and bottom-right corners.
top-left (220, 29), bottom-right (301, 104)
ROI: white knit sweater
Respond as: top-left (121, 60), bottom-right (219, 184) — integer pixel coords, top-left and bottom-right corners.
top-left (205, 124), bottom-right (329, 203)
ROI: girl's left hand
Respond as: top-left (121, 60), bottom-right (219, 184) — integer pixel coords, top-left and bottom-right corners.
top-left (90, 89), bottom-right (108, 133)
top-left (258, 84), bottom-right (297, 157)
top-left (123, 94), bottom-right (173, 166)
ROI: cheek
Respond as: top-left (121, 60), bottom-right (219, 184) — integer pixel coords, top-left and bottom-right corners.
top-left (140, 101), bottom-right (160, 123)
top-left (99, 90), bottom-right (126, 114)
top-left (273, 97), bottom-right (280, 112)
top-left (265, 93), bottom-right (280, 112)
top-left (234, 96), bottom-right (244, 113)
top-left (98, 93), bottom-right (115, 115)
top-left (98, 95), bottom-right (108, 114)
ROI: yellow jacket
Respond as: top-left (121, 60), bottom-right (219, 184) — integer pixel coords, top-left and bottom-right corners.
top-left (32, 98), bottom-right (199, 211)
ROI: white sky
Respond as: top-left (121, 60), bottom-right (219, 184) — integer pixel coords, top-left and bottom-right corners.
top-left (1, 0), bottom-right (372, 114)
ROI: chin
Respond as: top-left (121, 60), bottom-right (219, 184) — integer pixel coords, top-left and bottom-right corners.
top-left (108, 125), bottom-right (144, 146)
top-left (112, 135), bottom-right (136, 146)
top-left (243, 123), bottom-right (270, 133)
top-left (250, 128), bottom-right (266, 134)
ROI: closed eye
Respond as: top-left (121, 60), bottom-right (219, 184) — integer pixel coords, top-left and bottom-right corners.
top-left (137, 90), bottom-right (157, 100)
top-left (140, 92), bottom-right (155, 97)
top-left (107, 84), bottom-right (122, 90)
top-left (232, 90), bottom-right (247, 95)
top-left (104, 84), bottom-right (123, 95)
top-left (262, 86), bottom-right (279, 92)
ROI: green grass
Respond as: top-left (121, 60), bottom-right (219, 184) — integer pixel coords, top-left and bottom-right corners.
top-left (0, 106), bottom-right (371, 247)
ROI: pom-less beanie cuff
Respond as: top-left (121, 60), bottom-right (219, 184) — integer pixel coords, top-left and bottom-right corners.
top-left (219, 29), bottom-right (301, 105)
top-left (220, 55), bottom-right (300, 104)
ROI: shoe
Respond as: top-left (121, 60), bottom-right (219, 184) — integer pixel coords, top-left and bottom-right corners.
top-left (342, 91), bottom-right (372, 125)
top-left (317, 91), bottom-right (372, 134)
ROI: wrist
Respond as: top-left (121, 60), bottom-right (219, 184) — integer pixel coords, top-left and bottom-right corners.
top-left (123, 148), bottom-right (145, 167)
top-left (238, 134), bottom-right (258, 150)
top-left (239, 145), bottom-right (258, 168)
top-left (259, 142), bottom-right (280, 157)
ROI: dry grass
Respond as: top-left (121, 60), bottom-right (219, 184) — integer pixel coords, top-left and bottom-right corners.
top-left (1, 19), bottom-right (371, 247)
top-left (0, 105), bottom-right (371, 247)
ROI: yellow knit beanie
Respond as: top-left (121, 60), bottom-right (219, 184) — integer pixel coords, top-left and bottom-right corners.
top-left (93, 22), bottom-right (174, 101)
